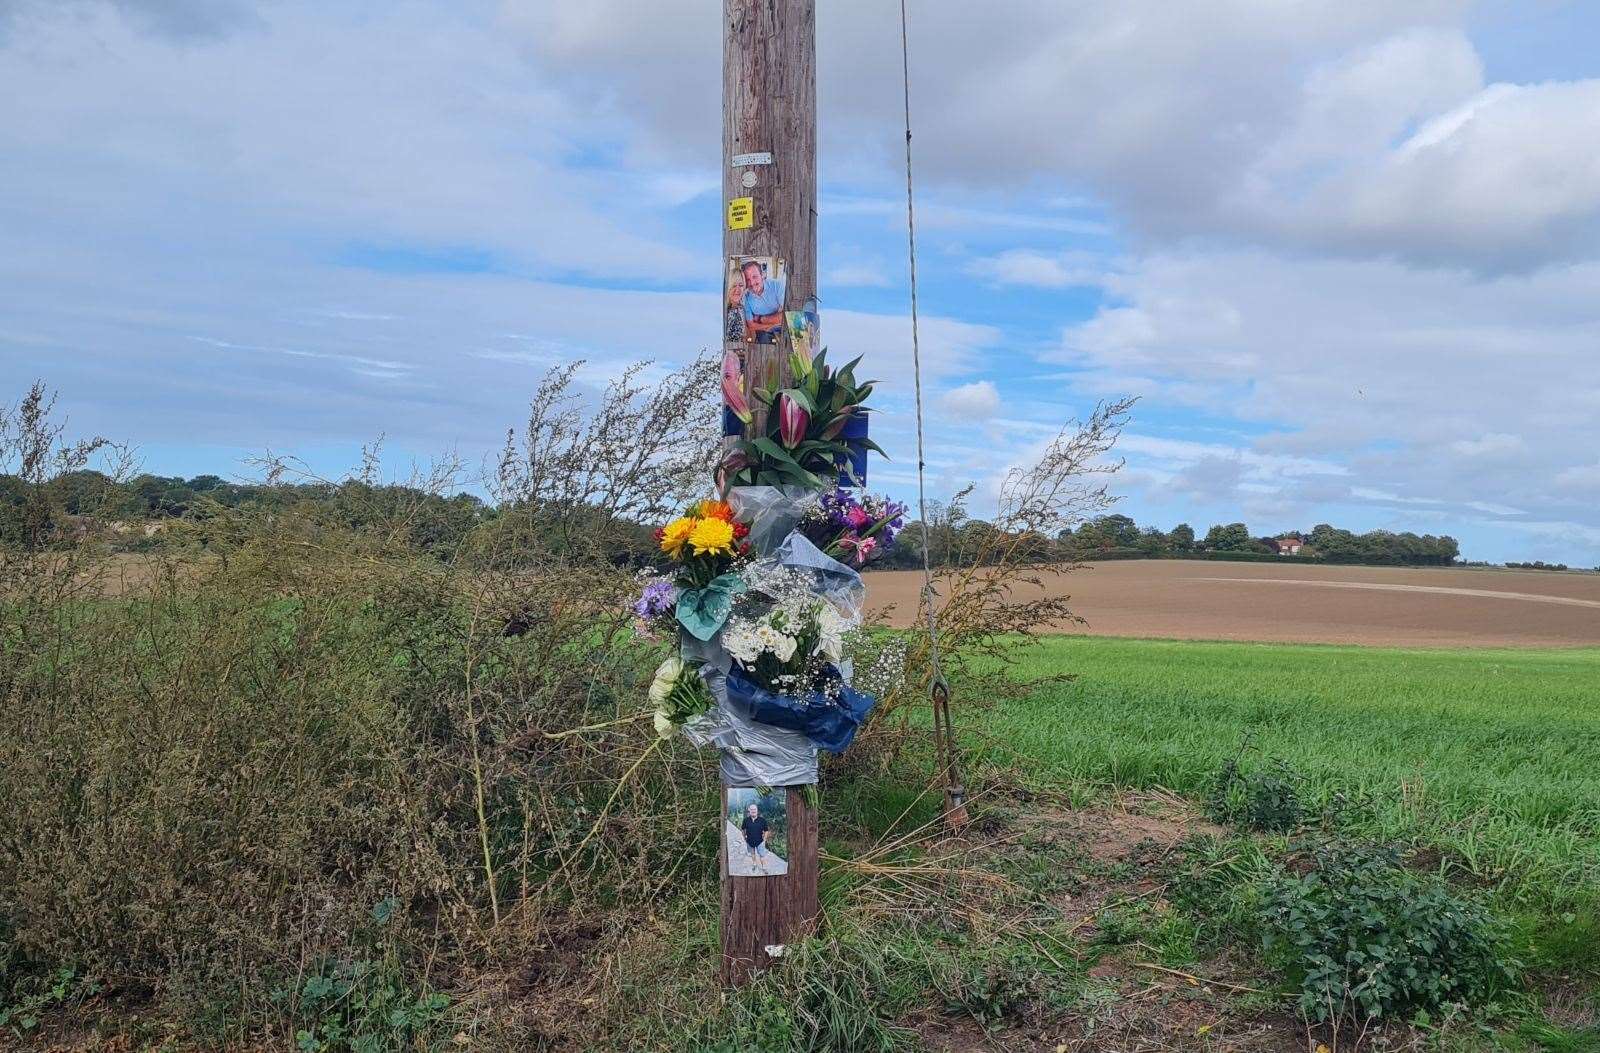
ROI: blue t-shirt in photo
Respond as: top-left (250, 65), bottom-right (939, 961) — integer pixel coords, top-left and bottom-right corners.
top-left (742, 276), bottom-right (785, 320)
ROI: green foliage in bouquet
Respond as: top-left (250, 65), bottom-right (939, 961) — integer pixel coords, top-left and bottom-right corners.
top-left (719, 348), bottom-right (887, 491)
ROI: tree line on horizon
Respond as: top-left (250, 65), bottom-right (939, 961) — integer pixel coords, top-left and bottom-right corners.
top-left (869, 511), bottom-right (1464, 569)
top-left (6, 469), bottom-right (1578, 573)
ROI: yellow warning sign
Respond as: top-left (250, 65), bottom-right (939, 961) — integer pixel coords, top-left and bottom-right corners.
top-left (727, 197), bottom-right (754, 230)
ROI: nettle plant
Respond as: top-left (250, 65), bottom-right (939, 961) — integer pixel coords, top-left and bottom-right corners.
top-left (719, 347), bottom-right (884, 490)
top-left (1206, 754), bottom-right (1308, 833)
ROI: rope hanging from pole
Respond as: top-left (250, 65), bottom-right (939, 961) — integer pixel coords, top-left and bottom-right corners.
top-left (899, 0), bottom-right (967, 829)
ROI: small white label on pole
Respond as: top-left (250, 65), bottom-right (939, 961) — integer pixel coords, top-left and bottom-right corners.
top-left (732, 151), bottom-right (773, 167)
top-left (741, 171), bottom-right (758, 188)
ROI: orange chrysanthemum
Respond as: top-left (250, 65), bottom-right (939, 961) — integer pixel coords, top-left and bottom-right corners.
top-left (696, 499), bottom-right (735, 522)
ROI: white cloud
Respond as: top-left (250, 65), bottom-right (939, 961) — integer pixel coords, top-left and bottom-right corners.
top-left (517, 1), bottom-right (1600, 273)
top-left (1449, 433), bottom-right (1525, 458)
top-left (1499, 520), bottom-right (1600, 564)
top-left (968, 250), bottom-right (1107, 289)
top-left (0, 2), bottom-right (696, 283)
top-left (823, 263), bottom-right (894, 289)
top-left (1465, 500), bottom-right (1526, 517)
top-left (1052, 248), bottom-right (1600, 557)
top-left (1555, 463), bottom-right (1600, 495)
top-left (1296, 79), bottom-right (1600, 270)
top-left (939, 380), bottom-right (1000, 419)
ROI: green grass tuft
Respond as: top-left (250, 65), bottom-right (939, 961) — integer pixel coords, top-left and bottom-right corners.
top-left (971, 637), bottom-right (1600, 907)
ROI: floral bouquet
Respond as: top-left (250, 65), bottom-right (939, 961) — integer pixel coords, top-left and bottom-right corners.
top-left (650, 498), bottom-right (754, 642)
top-left (798, 488), bottom-right (907, 567)
top-left (718, 565), bottom-right (877, 754)
top-left (722, 567), bottom-right (850, 695)
top-left (654, 498), bottom-right (752, 588)
top-left (718, 348), bottom-right (886, 491)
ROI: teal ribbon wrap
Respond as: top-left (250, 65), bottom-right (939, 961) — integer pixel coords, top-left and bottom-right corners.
top-left (675, 573), bottom-right (746, 641)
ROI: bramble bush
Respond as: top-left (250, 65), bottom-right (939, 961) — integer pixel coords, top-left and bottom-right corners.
top-left (1260, 838), bottom-right (1518, 1025)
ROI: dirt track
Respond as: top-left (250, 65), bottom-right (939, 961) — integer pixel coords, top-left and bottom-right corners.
top-left (865, 560), bottom-right (1600, 648)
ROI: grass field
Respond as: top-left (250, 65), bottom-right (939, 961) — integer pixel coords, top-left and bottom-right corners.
top-left (972, 637), bottom-right (1600, 907)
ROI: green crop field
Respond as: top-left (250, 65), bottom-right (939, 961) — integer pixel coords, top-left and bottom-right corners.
top-left (973, 637), bottom-right (1600, 907)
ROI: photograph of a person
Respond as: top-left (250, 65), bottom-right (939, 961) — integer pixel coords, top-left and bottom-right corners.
top-left (725, 256), bottom-right (787, 345)
top-left (725, 786), bottom-right (789, 877)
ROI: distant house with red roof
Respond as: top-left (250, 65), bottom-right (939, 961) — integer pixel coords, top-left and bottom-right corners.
top-left (1274, 536), bottom-right (1304, 556)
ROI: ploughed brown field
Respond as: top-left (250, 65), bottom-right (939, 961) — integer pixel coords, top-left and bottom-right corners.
top-left (865, 559), bottom-right (1600, 648)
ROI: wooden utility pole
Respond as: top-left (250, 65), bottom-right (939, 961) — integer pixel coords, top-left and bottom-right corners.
top-left (723, 0), bottom-right (816, 435)
top-left (719, 0), bottom-right (820, 985)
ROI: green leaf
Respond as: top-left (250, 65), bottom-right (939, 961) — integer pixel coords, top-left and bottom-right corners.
top-left (750, 436), bottom-right (806, 471)
top-left (779, 387), bottom-right (816, 414)
top-left (793, 439), bottom-right (846, 458)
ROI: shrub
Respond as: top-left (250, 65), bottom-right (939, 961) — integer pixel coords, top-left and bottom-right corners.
top-left (1206, 754), bottom-right (1307, 833)
top-left (1260, 839), bottom-right (1517, 1024)
top-left (0, 369), bottom-right (722, 1046)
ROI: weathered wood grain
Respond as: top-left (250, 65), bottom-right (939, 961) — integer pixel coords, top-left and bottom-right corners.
top-left (719, 0), bottom-right (820, 987)
top-left (720, 786), bottom-right (819, 985)
top-left (723, 0), bottom-right (815, 436)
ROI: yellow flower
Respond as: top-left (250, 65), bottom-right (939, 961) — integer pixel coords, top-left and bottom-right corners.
top-left (688, 516), bottom-right (735, 556)
top-left (659, 516), bottom-right (695, 556)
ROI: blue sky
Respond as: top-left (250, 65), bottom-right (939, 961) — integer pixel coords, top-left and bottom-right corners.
top-left (3, 1), bottom-right (1600, 564)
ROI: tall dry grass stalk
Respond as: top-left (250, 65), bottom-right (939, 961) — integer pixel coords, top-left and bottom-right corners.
top-left (0, 368), bottom-right (726, 1044)
top-left (0, 369), bottom-right (1128, 1048)
top-left (844, 397), bottom-right (1133, 770)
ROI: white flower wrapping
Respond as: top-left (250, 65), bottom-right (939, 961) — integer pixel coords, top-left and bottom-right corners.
top-left (720, 565), bottom-right (855, 692)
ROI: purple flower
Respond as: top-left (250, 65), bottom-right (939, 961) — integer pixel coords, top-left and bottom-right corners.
top-left (632, 579), bottom-right (676, 620)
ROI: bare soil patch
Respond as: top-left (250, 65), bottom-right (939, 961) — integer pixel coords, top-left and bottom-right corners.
top-left (911, 791), bottom-right (1308, 1052)
top-left (867, 560), bottom-right (1600, 648)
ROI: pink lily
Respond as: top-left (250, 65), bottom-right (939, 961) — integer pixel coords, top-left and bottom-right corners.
top-left (778, 392), bottom-right (809, 448)
top-left (837, 534), bottom-right (877, 565)
top-left (721, 351), bottom-right (753, 425)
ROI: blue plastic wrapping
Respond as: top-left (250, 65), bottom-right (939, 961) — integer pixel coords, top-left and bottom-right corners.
top-left (679, 658), bottom-right (819, 787)
top-left (726, 665), bottom-right (877, 755)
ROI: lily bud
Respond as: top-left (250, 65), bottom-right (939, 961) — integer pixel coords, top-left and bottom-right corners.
top-left (778, 393), bottom-right (809, 448)
top-left (821, 404), bottom-right (857, 440)
top-left (716, 448), bottom-right (750, 493)
top-left (721, 351), bottom-right (753, 425)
